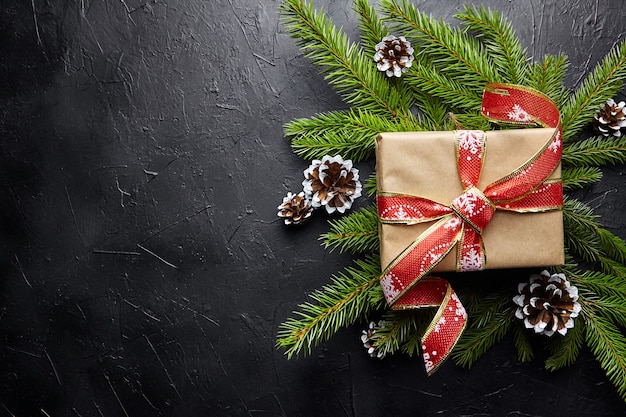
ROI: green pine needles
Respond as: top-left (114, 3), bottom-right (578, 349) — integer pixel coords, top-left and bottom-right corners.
top-left (277, 0), bottom-right (626, 401)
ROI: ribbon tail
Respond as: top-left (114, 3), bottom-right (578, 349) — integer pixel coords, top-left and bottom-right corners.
top-left (457, 228), bottom-right (486, 272)
top-left (381, 216), bottom-right (461, 305)
top-left (418, 277), bottom-right (468, 375)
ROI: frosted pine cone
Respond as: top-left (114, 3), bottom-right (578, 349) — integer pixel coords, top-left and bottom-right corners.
top-left (302, 155), bottom-right (362, 214)
top-left (361, 321), bottom-right (385, 359)
top-left (513, 270), bottom-right (581, 337)
top-left (593, 99), bottom-right (626, 137)
top-left (277, 192), bottom-right (313, 225)
top-left (374, 35), bottom-right (414, 77)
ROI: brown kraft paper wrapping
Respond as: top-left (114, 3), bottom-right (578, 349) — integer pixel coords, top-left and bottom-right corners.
top-left (376, 128), bottom-right (565, 272)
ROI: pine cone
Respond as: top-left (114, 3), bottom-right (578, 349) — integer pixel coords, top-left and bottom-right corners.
top-left (513, 270), bottom-right (581, 337)
top-left (374, 35), bottom-right (414, 78)
top-left (593, 99), bottom-right (626, 137)
top-left (277, 192), bottom-right (313, 225)
top-left (302, 155), bottom-right (362, 214)
top-left (361, 321), bottom-right (385, 359)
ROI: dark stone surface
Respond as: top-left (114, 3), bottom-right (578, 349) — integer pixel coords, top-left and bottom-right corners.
top-left (1, 0), bottom-right (625, 415)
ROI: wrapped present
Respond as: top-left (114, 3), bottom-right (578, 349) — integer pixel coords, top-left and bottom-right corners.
top-left (375, 83), bottom-right (564, 374)
top-left (377, 127), bottom-right (564, 274)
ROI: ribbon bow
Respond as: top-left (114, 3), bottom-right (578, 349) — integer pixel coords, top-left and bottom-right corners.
top-left (377, 83), bottom-right (563, 374)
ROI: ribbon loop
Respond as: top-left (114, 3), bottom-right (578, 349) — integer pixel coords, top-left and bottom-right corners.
top-left (377, 83), bottom-right (563, 374)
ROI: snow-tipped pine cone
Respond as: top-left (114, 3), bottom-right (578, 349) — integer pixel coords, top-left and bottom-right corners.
top-left (374, 35), bottom-right (414, 78)
top-left (302, 155), bottom-right (362, 214)
top-left (513, 270), bottom-right (581, 336)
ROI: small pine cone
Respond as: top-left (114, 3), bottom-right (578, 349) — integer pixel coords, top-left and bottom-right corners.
top-left (302, 155), bottom-right (362, 214)
top-left (374, 35), bottom-right (414, 78)
top-left (593, 99), bottom-right (626, 137)
top-left (360, 321), bottom-right (385, 359)
top-left (277, 192), bottom-right (313, 225)
top-left (513, 270), bottom-right (581, 337)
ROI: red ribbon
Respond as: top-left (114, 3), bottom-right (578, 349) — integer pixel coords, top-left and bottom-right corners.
top-left (377, 83), bottom-right (563, 374)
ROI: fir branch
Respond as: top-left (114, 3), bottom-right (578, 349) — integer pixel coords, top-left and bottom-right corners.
top-left (280, 0), bottom-right (413, 118)
top-left (451, 113), bottom-right (492, 131)
top-left (286, 108), bottom-right (422, 161)
top-left (320, 205), bottom-right (380, 254)
top-left (368, 310), bottom-right (425, 357)
top-left (381, 0), bottom-right (500, 86)
top-left (561, 166), bottom-right (603, 191)
top-left (453, 310), bottom-right (512, 368)
top-left (405, 63), bottom-right (484, 112)
top-left (585, 297), bottom-right (626, 329)
top-left (561, 39), bottom-right (626, 142)
top-left (276, 256), bottom-right (384, 358)
top-left (453, 292), bottom-right (513, 368)
top-left (563, 197), bottom-right (626, 271)
top-left (414, 93), bottom-right (449, 130)
top-left (527, 54), bottom-right (570, 107)
top-left (544, 316), bottom-right (585, 371)
top-left (511, 322), bottom-right (534, 363)
top-left (456, 5), bottom-right (529, 84)
top-left (583, 310), bottom-right (626, 401)
top-left (365, 171), bottom-right (377, 197)
top-left (562, 136), bottom-right (626, 167)
top-left (598, 228), bottom-right (626, 266)
top-left (576, 271), bottom-right (626, 301)
top-left (354, 0), bottom-right (389, 58)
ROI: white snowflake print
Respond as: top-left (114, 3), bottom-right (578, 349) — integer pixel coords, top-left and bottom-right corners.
top-left (379, 204), bottom-right (423, 220)
top-left (460, 246), bottom-right (483, 272)
top-left (452, 191), bottom-right (478, 216)
top-left (381, 271), bottom-right (401, 303)
top-left (548, 131), bottom-right (562, 153)
top-left (457, 130), bottom-right (484, 156)
top-left (451, 293), bottom-right (468, 320)
top-left (507, 104), bottom-right (533, 122)
top-left (395, 206), bottom-right (408, 219)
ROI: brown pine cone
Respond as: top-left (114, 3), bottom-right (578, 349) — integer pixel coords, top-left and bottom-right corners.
top-left (302, 155), bottom-right (362, 214)
top-left (593, 99), bottom-right (626, 137)
top-left (277, 192), bottom-right (313, 225)
top-left (374, 35), bottom-right (414, 78)
top-left (513, 270), bottom-right (581, 336)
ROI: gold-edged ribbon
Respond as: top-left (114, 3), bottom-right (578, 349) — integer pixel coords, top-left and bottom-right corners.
top-left (377, 83), bottom-right (563, 374)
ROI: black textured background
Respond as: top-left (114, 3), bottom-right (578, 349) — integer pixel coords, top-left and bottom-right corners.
top-left (1, 0), bottom-right (626, 416)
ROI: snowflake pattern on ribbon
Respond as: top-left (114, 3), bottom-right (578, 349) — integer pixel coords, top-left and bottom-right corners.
top-left (451, 293), bottom-right (468, 321)
top-left (452, 191), bottom-right (478, 216)
top-left (459, 246), bottom-right (483, 271)
top-left (380, 271), bottom-right (402, 303)
top-left (507, 104), bottom-right (533, 122)
top-left (549, 131), bottom-right (562, 153)
top-left (457, 130), bottom-right (484, 157)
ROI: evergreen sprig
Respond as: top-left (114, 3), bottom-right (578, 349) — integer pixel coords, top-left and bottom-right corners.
top-left (276, 256), bottom-right (384, 357)
top-left (561, 39), bottom-right (626, 142)
top-left (320, 205), bottom-right (380, 253)
top-left (562, 136), bottom-right (626, 167)
top-left (455, 5), bottom-right (530, 85)
top-left (527, 54), bottom-right (570, 106)
top-left (561, 166), bottom-right (603, 191)
top-left (285, 108), bottom-right (422, 161)
top-left (277, 0), bottom-right (626, 400)
top-left (584, 311), bottom-right (626, 400)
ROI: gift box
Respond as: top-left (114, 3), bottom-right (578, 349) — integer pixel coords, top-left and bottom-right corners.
top-left (376, 128), bottom-right (564, 273)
